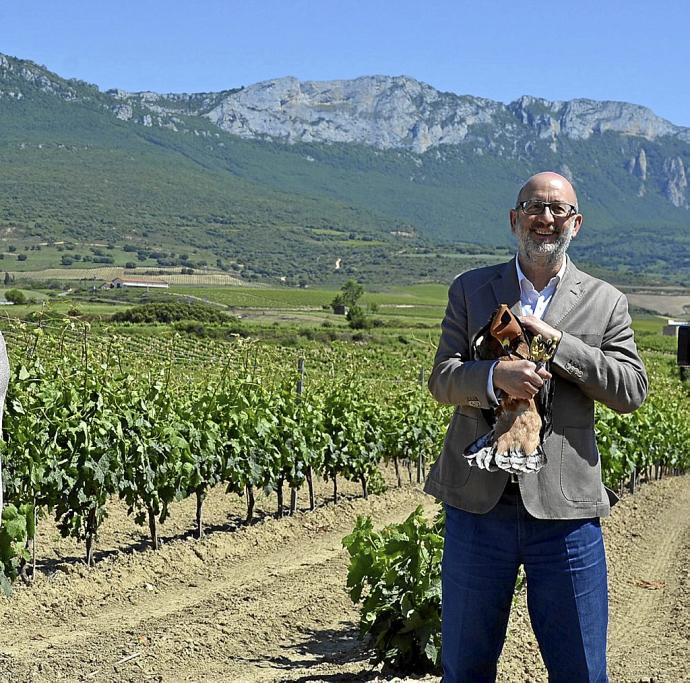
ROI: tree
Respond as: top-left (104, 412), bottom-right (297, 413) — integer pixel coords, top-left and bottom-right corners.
top-left (3, 272), bottom-right (10, 286)
top-left (341, 279), bottom-right (364, 308)
top-left (330, 278), bottom-right (364, 313)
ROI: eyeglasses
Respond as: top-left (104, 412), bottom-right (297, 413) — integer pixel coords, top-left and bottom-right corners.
top-left (517, 200), bottom-right (578, 217)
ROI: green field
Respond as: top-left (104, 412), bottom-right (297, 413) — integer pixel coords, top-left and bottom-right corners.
top-left (170, 283), bottom-right (448, 309)
top-left (0, 273), bottom-right (685, 356)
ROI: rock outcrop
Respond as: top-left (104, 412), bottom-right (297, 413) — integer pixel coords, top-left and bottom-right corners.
top-left (664, 157), bottom-right (688, 208)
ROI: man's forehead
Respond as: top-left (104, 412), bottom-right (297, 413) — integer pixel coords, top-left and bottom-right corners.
top-left (518, 172), bottom-right (577, 204)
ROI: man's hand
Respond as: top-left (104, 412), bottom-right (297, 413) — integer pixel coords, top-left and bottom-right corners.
top-left (493, 360), bottom-right (552, 400)
top-left (519, 315), bottom-right (562, 344)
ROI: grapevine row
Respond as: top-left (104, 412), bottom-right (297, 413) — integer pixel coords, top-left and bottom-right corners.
top-left (0, 326), bottom-right (446, 591)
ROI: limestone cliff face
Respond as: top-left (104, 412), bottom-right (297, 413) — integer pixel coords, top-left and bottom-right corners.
top-left (191, 78), bottom-right (690, 150)
top-left (663, 157), bottom-right (688, 208)
top-left (513, 96), bottom-right (686, 142)
top-left (198, 76), bottom-right (502, 153)
top-left (627, 148), bottom-right (648, 196)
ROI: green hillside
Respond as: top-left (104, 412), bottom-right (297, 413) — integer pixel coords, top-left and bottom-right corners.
top-left (1, 53), bottom-right (689, 286)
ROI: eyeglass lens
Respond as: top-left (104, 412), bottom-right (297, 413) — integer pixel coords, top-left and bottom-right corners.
top-left (522, 200), bottom-right (573, 216)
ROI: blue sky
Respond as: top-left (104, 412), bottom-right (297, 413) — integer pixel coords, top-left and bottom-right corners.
top-left (2, 1), bottom-right (689, 127)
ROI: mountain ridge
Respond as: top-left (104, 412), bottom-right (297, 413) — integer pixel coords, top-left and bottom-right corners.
top-left (1, 51), bottom-right (689, 285)
top-left (3, 52), bottom-right (689, 147)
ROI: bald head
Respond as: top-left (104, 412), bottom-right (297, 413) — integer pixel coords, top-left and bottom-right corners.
top-left (517, 172), bottom-right (578, 209)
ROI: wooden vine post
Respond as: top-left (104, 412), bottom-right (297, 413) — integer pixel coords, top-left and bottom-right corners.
top-left (297, 358), bottom-right (316, 512)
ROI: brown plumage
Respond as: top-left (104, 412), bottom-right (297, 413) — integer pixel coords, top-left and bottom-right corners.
top-left (464, 305), bottom-right (557, 474)
top-left (494, 397), bottom-right (541, 456)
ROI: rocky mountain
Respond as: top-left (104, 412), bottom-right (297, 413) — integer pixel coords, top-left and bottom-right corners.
top-left (108, 76), bottom-right (690, 209)
top-left (1, 52), bottom-right (689, 284)
top-left (100, 75), bottom-right (690, 209)
top-left (110, 74), bottom-right (689, 149)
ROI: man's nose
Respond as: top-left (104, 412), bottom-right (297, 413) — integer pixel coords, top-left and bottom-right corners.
top-left (536, 206), bottom-right (555, 224)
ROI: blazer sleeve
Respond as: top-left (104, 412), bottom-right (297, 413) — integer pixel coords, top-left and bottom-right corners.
top-left (428, 276), bottom-right (496, 408)
top-left (552, 293), bottom-right (647, 413)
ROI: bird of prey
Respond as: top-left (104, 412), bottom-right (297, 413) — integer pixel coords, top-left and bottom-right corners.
top-left (464, 305), bottom-right (557, 474)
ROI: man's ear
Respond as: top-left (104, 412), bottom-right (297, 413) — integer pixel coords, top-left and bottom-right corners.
top-left (570, 214), bottom-right (583, 239)
top-left (509, 209), bottom-right (517, 234)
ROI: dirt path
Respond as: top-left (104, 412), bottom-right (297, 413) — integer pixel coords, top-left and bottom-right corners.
top-left (0, 475), bottom-right (688, 683)
top-left (498, 475), bottom-right (690, 683)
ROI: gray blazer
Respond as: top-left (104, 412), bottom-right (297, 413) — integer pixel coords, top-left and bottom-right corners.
top-left (424, 257), bottom-right (648, 519)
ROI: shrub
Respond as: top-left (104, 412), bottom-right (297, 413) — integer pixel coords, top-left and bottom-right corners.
top-left (347, 305), bottom-right (371, 329)
top-left (4, 289), bottom-right (27, 305)
top-left (111, 302), bottom-right (230, 324)
top-left (343, 506), bottom-right (444, 673)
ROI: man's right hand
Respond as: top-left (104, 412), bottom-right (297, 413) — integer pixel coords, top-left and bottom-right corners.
top-left (493, 360), bottom-right (551, 401)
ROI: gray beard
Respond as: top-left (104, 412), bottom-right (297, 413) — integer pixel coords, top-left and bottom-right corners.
top-left (518, 224), bottom-right (574, 268)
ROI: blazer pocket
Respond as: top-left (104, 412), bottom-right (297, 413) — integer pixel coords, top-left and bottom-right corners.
top-left (448, 410), bottom-right (481, 451)
top-left (438, 411), bottom-right (480, 489)
top-left (559, 426), bottom-right (603, 503)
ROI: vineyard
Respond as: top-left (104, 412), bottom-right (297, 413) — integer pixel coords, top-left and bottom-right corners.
top-left (0, 312), bottom-right (688, 681)
top-left (0, 317), bottom-right (447, 588)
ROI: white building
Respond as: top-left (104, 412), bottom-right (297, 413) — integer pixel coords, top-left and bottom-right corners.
top-left (110, 277), bottom-right (169, 289)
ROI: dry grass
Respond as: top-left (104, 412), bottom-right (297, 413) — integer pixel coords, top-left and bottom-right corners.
top-left (8, 267), bottom-right (247, 286)
top-left (626, 293), bottom-right (690, 317)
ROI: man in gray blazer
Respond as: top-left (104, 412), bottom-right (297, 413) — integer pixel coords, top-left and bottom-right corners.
top-left (425, 172), bottom-right (647, 682)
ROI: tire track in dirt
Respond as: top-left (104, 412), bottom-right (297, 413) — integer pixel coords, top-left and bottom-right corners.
top-left (606, 477), bottom-right (690, 682)
top-left (0, 477), bottom-right (688, 683)
top-left (0, 486), bottom-right (436, 682)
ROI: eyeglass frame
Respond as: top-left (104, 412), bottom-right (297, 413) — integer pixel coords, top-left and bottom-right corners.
top-left (516, 199), bottom-right (579, 218)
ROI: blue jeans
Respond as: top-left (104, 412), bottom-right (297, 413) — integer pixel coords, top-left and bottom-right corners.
top-left (442, 490), bottom-right (609, 682)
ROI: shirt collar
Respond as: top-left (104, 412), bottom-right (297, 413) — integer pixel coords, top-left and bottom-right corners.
top-left (514, 254), bottom-right (567, 294)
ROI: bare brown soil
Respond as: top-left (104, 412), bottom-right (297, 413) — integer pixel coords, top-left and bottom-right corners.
top-left (0, 472), bottom-right (688, 683)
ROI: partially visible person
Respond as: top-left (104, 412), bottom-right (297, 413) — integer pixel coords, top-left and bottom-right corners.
top-left (0, 331), bottom-right (9, 512)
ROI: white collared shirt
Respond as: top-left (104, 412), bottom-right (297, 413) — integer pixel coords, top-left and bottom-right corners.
top-left (515, 255), bottom-right (567, 320)
top-left (486, 256), bottom-right (566, 404)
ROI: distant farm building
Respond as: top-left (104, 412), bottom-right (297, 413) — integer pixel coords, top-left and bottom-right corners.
top-left (110, 277), bottom-right (169, 289)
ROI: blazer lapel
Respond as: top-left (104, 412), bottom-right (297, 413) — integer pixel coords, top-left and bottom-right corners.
top-left (543, 256), bottom-right (585, 327)
top-left (490, 260), bottom-right (521, 314)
